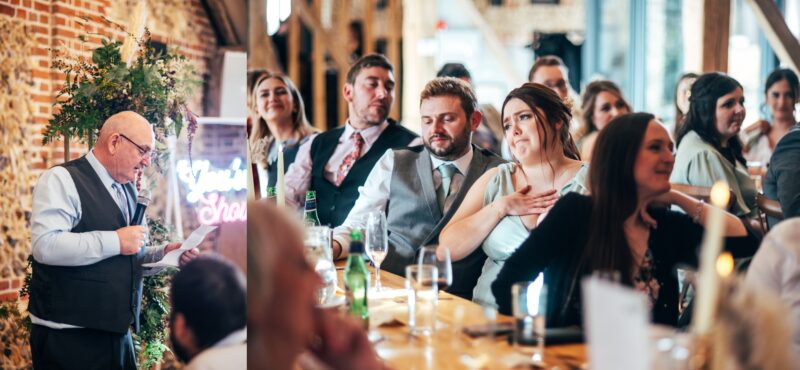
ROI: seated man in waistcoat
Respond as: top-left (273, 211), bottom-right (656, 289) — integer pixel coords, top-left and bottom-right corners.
top-left (283, 53), bottom-right (419, 227)
top-left (170, 256), bottom-right (246, 370)
top-left (29, 111), bottom-right (200, 370)
top-left (332, 77), bottom-right (506, 299)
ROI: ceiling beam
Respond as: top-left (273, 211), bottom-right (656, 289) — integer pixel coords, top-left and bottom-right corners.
top-left (746, 0), bottom-right (800, 73)
top-left (202, 0), bottom-right (241, 46)
top-left (452, 0), bottom-right (524, 86)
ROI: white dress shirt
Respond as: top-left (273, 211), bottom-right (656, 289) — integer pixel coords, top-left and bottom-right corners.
top-left (333, 146), bottom-right (473, 252)
top-left (31, 150), bottom-right (124, 266)
top-left (745, 218), bottom-right (800, 361)
top-left (184, 327), bottom-right (247, 370)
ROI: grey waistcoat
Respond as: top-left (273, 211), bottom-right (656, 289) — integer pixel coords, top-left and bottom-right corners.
top-left (382, 145), bottom-right (505, 299)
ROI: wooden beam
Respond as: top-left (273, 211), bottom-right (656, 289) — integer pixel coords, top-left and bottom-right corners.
top-left (363, 0), bottom-right (374, 54)
top-left (451, 0), bottom-right (524, 86)
top-left (249, 0), bottom-right (279, 71)
top-left (202, 0), bottom-right (240, 46)
top-left (292, 0), bottom-right (350, 70)
top-left (387, 0), bottom-right (401, 120)
top-left (288, 12), bottom-right (301, 84)
top-left (701, 0), bottom-right (730, 72)
top-left (336, 0), bottom-right (350, 126)
top-left (313, 0), bottom-right (327, 131)
top-left (746, 0), bottom-right (800, 73)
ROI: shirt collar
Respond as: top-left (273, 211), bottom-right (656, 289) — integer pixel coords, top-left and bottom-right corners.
top-left (212, 327), bottom-right (247, 348)
top-left (430, 145), bottom-right (474, 176)
top-left (87, 150), bottom-right (123, 189)
top-left (341, 119), bottom-right (389, 146)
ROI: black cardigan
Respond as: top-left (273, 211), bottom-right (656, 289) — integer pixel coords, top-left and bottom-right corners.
top-left (491, 193), bottom-right (760, 327)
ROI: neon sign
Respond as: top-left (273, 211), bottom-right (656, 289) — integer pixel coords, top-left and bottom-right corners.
top-left (176, 158), bottom-right (247, 224)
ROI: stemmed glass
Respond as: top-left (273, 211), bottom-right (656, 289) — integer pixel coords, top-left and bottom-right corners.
top-left (364, 211), bottom-right (388, 291)
top-left (418, 245), bottom-right (453, 293)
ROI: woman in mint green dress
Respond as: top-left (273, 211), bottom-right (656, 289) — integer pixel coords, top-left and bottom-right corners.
top-left (670, 72), bottom-right (757, 217)
top-left (438, 83), bottom-right (588, 308)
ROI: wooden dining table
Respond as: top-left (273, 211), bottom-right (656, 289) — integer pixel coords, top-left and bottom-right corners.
top-left (333, 261), bottom-right (587, 369)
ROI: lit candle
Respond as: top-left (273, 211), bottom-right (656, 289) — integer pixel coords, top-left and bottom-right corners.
top-left (276, 142), bottom-right (285, 208)
top-left (693, 181), bottom-right (730, 335)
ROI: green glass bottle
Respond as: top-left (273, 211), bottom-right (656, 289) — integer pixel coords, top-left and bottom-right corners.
top-left (344, 229), bottom-right (369, 328)
top-left (303, 190), bottom-right (321, 226)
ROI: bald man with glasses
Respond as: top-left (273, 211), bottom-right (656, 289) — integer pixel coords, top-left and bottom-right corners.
top-left (29, 111), bottom-right (200, 370)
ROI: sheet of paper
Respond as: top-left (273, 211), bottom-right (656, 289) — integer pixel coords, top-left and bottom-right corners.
top-left (142, 224), bottom-right (217, 268)
top-left (582, 277), bottom-right (651, 370)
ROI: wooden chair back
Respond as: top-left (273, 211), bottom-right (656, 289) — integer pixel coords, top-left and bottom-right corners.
top-left (670, 183), bottom-right (737, 212)
top-left (756, 193), bottom-right (784, 232)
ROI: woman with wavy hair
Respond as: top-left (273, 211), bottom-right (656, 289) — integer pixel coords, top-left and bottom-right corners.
top-left (249, 71), bottom-right (317, 188)
top-left (439, 82), bottom-right (587, 308)
top-left (575, 80), bottom-right (631, 161)
top-left (492, 113), bottom-right (758, 327)
top-left (671, 72), bottom-right (757, 217)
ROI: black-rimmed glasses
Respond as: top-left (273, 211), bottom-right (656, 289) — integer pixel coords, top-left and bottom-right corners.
top-left (119, 133), bottom-right (153, 160)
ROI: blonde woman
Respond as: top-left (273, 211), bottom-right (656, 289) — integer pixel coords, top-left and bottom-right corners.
top-left (249, 72), bottom-right (317, 188)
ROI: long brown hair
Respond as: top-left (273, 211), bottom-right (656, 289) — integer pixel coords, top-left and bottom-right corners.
top-left (501, 82), bottom-right (581, 163)
top-left (582, 112), bottom-right (654, 283)
top-left (677, 72), bottom-right (746, 166)
top-left (576, 80), bottom-right (631, 142)
top-left (249, 72), bottom-right (315, 148)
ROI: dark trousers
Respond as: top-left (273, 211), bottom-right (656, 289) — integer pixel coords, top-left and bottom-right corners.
top-left (31, 324), bottom-right (136, 370)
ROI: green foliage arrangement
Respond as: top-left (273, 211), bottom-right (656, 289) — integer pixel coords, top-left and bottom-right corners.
top-left (43, 30), bottom-right (200, 173)
top-left (133, 217), bottom-right (178, 370)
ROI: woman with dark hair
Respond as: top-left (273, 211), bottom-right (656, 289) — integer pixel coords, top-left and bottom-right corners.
top-left (491, 113), bottom-right (758, 327)
top-left (741, 68), bottom-right (799, 164)
top-left (673, 72), bottom-right (699, 139)
top-left (249, 71), bottom-right (318, 189)
top-left (575, 80), bottom-right (632, 161)
top-left (439, 82), bottom-right (587, 308)
top-left (671, 72), bottom-right (757, 217)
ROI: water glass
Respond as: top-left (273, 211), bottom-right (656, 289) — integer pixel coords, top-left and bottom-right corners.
top-left (406, 264), bottom-right (438, 336)
top-left (418, 245), bottom-right (452, 292)
top-left (364, 211), bottom-right (388, 291)
top-left (305, 226), bottom-right (337, 304)
top-left (512, 274), bottom-right (547, 362)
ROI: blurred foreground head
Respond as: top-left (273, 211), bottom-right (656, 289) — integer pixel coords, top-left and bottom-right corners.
top-left (247, 201), bottom-right (322, 370)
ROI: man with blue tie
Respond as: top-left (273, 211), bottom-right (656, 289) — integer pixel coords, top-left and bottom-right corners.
top-left (28, 111), bottom-right (200, 370)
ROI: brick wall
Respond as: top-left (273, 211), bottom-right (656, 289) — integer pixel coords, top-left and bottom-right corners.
top-left (0, 0), bottom-right (218, 302)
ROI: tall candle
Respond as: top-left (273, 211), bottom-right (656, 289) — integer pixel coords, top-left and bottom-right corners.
top-left (692, 181), bottom-right (730, 334)
top-left (276, 142), bottom-right (285, 208)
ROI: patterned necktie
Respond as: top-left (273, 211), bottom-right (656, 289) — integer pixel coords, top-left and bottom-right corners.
top-left (436, 163), bottom-right (458, 211)
top-left (112, 183), bottom-right (130, 225)
top-left (335, 132), bottom-right (365, 186)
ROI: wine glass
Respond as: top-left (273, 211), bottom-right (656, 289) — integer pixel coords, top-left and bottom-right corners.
top-left (364, 211), bottom-right (388, 291)
top-left (418, 245), bottom-right (453, 293)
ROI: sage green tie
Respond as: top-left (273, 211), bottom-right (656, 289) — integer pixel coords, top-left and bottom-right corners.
top-left (436, 163), bottom-right (458, 211)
